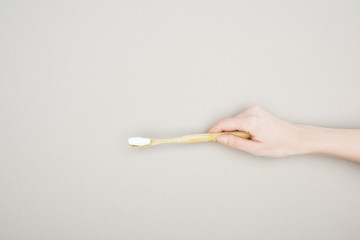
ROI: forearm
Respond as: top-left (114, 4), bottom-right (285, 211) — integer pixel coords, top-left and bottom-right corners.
top-left (298, 125), bottom-right (360, 162)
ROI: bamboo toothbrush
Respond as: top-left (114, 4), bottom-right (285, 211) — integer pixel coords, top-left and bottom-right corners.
top-left (128, 131), bottom-right (251, 147)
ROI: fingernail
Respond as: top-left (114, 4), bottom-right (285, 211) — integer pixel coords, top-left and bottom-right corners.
top-left (217, 135), bottom-right (228, 144)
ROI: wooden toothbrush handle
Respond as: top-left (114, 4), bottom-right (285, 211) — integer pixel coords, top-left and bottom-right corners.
top-left (177, 131), bottom-right (250, 143)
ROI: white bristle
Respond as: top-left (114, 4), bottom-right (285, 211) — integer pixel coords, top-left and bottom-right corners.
top-left (128, 137), bottom-right (151, 146)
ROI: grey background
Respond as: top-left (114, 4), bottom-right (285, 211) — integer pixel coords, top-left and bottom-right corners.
top-left (1, 0), bottom-right (360, 239)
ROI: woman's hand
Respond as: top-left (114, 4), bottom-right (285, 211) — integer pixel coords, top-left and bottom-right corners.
top-left (208, 106), bottom-right (306, 157)
top-left (208, 105), bottom-right (360, 162)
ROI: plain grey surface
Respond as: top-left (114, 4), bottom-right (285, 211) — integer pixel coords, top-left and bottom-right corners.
top-left (1, 0), bottom-right (360, 239)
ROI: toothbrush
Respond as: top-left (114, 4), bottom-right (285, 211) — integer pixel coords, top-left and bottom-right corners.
top-left (128, 131), bottom-right (251, 147)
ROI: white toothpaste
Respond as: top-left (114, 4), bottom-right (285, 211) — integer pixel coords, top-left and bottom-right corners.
top-left (128, 137), bottom-right (151, 146)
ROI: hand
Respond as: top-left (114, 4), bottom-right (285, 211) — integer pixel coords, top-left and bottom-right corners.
top-left (208, 106), bottom-right (308, 158)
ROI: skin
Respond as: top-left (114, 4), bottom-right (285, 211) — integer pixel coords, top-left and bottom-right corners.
top-left (208, 106), bottom-right (360, 162)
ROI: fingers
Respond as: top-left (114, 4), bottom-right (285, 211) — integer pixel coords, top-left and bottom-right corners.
top-left (208, 118), bottom-right (246, 133)
top-left (217, 134), bottom-right (262, 155)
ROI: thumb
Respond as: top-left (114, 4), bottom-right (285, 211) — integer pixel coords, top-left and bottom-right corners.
top-left (217, 134), bottom-right (261, 155)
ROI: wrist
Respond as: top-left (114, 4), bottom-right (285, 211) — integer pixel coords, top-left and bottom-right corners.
top-left (293, 125), bottom-right (327, 155)
top-left (292, 124), bottom-right (360, 162)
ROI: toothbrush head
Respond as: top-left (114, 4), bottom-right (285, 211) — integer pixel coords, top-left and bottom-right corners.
top-left (128, 137), bottom-right (151, 147)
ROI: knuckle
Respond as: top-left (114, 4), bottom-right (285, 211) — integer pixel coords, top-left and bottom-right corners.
top-left (243, 105), bottom-right (263, 116)
top-left (249, 105), bottom-right (261, 111)
top-left (218, 118), bottom-right (228, 124)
